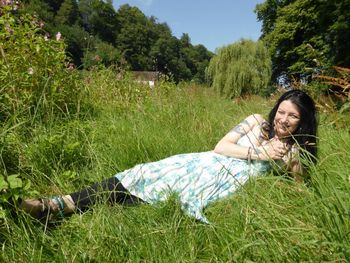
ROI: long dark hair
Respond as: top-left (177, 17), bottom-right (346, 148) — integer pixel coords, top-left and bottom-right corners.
top-left (267, 90), bottom-right (318, 161)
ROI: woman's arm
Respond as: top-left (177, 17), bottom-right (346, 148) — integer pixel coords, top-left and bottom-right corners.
top-left (214, 114), bottom-right (289, 161)
top-left (214, 114), bottom-right (265, 159)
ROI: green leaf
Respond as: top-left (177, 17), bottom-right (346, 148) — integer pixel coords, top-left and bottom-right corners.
top-left (7, 174), bottom-right (23, 189)
top-left (23, 180), bottom-right (31, 191)
top-left (0, 176), bottom-right (8, 190)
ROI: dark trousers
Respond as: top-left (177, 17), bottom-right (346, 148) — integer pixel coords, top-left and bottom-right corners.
top-left (70, 177), bottom-right (144, 212)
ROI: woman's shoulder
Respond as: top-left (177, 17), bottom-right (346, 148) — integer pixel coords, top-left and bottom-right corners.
top-left (245, 114), bottom-right (266, 127)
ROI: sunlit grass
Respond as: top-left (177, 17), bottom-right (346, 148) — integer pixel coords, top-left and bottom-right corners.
top-left (1, 75), bottom-right (350, 262)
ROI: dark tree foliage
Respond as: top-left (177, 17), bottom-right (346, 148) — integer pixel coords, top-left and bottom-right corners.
top-left (21, 1), bottom-right (213, 83)
top-left (55, 0), bottom-right (79, 25)
top-left (255, 0), bottom-right (350, 84)
top-left (78, 0), bottom-right (118, 44)
top-left (115, 4), bottom-right (156, 70)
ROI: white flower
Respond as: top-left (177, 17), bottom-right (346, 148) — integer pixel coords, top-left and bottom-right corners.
top-left (28, 67), bottom-right (34, 75)
top-left (55, 32), bottom-right (61, 41)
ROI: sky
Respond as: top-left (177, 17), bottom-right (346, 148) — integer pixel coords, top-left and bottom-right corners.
top-left (112, 0), bottom-right (265, 52)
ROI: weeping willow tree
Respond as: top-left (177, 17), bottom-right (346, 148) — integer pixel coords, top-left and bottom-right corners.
top-left (206, 39), bottom-right (272, 98)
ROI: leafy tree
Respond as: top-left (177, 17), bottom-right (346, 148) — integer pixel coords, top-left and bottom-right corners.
top-left (325, 1), bottom-right (350, 68)
top-left (150, 36), bottom-right (192, 82)
top-left (82, 40), bottom-right (121, 69)
top-left (42, 0), bottom-right (65, 13)
top-left (55, 0), bottom-right (78, 25)
top-left (255, 0), bottom-right (350, 83)
top-left (152, 20), bottom-right (172, 37)
top-left (115, 4), bottom-right (157, 70)
top-left (22, 0), bottom-right (55, 25)
top-left (206, 40), bottom-right (272, 98)
top-left (180, 33), bottom-right (191, 48)
top-left (184, 44), bottom-right (213, 83)
top-left (78, 0), bottom-right (118, 44)
top-left (21, 0), bottom-right (213, 82)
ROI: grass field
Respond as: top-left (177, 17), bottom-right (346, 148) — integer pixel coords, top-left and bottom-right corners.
top-left (1, 73), bottom-right (350, 262)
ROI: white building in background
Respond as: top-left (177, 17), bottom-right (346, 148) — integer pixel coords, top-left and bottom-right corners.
top-left (131, 71), bottom-right (160, 88)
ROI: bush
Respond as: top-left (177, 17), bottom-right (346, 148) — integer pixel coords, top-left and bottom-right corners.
top-left (82, 40), bottom-right (122, 69)
top-left (0, 6), bottom-right (83, 123)
top-left (0, 5), bottom-right (87, 222)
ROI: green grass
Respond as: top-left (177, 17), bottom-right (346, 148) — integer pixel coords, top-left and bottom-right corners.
top-left (1, 75), bottom-right (350, 262)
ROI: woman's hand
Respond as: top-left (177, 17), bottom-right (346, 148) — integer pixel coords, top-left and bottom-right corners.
top-left (255, 138), bottom-right (289, 160)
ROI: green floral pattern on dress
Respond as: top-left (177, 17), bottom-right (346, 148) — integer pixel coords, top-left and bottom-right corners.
top-left (115, 134), bottom-right (270, 223)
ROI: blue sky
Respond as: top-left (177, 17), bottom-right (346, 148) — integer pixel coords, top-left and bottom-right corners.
top-left (112, 0), bottom-right (264, 52)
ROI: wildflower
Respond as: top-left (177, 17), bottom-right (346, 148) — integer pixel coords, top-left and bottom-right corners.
top-left (13, 0), bottom-right (19, 10)
top-left (0, 0), bottom-right (13, 6)
top-left (44, 33), bottom-right (51, 41)
top-left (67, 63), bottom-right (75, 70)
top-left (55, 32), bottom-right (61, 41)
top-left (28, 67), bottom-right (34, 75)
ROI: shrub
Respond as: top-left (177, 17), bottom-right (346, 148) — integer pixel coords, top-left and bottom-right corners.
top-left (82, 40), bottom-right (122, 69)
top-left (0, 4), bottom-right (86, 222)
top-left (0, 6), bottom-right (83, 124)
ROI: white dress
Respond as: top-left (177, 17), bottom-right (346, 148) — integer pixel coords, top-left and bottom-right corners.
top-left (115, 133), bottom-right (271, 223)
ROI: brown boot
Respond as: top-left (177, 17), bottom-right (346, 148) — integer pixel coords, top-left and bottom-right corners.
top-left (19, 197), bottom-right (65, 222)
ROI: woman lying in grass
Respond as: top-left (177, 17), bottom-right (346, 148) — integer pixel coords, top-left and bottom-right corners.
top-left (20, 90), bottom-right (318, 224)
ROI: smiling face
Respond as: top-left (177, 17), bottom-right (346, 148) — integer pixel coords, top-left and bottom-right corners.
top-left (273, 100), bottom-right (301, 138)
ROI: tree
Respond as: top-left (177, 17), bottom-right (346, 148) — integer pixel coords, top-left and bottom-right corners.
top-left (206, 40), bottom-right (272, 98)
top-left (45, 0), bottom-right (65, 13)
top-left (21, 0), bottom-right (213, 81)
top-left (22, 0), bottom-right (55, 25)
top-left (150, 36), bottom-right (191, 82)
top-left (255, 0), bottom-right (350, 83)
top-left (116, 4), bottom-right (157, 70)
top-left (184, 44), bottom-right (213, 83)
top-left (55, 0), bottom-right (78, 25)
top-left (180, 33), bottom-right (191, 48)
top-left (82, 40), bottom-right (121, 69)
top-left (78, 0), bottom-right (118, 44)
top-left (325, 1), bottom-right (350, 67)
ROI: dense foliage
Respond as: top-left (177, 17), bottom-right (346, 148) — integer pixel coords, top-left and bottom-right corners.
top-left (0, 6), bottom-right (82, 124)
top-left (206, 39), bottom-right (272, 98)
top-left (255, 0), bottom-right (350, 84)
top-left (21, 0), bottom-right (213, 82)
top-left (0, 4), bottom-right (85, 218)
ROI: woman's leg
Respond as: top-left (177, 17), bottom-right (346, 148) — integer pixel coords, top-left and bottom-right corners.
top-left (20, 176), bottom-right (144, 220)
top-left (70, 176), bottom-right (144, 212)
